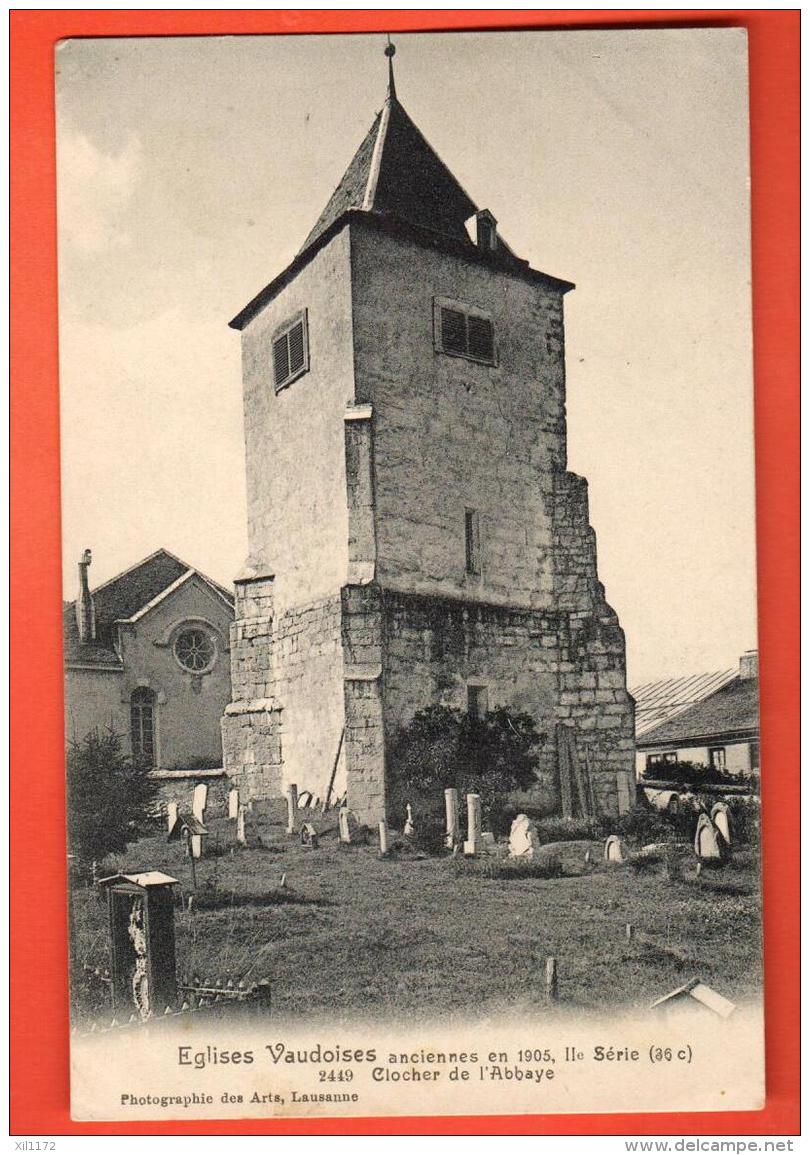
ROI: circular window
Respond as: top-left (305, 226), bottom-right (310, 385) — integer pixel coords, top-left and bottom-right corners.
top-left (174, 627), bottom-right (216, 673)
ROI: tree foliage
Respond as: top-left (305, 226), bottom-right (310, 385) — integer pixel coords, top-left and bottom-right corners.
top-left (66, 728), bottom-right (160, 878)
top-left (387, 705), bottom-right (544, 848)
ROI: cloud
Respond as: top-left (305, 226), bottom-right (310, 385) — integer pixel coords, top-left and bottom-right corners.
top-left (57, 124), bottom-right (142, 254)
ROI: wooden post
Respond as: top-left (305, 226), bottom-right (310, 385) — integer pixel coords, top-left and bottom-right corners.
top-left (464, 793), bottom-right (482, 855)
top-left (378, 821), bottom-right (389, 855)
top-left (286, 784), bottom-right (298, 834)
top-left (236, 806), bottom-right (246, 846)
top-left (556, 723), bottom-right (573, 819)
top-left (444, 787), bottom-right (460, 848)
top-left (322, 727), bottom-right (345, 813)
top-left (545, 957), bottom-right (558, 1002)
top-left (625, 923), bottom-right (634, 942)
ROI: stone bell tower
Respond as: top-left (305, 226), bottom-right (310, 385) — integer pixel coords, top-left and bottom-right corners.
top-left (222, 48), bottom-right (635, 823)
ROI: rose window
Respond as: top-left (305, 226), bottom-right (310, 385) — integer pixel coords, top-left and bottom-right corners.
top-left (174, 628), bottom-right (216, 673)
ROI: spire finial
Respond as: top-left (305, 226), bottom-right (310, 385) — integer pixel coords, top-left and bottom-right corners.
top-left (384, 34), bottom-right (396, 99)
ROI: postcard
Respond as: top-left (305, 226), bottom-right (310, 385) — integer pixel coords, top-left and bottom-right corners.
top-left (57, 28), bottom-right (763, 1121)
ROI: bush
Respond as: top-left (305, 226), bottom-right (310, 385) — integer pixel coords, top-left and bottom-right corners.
top-left (642, 758), bottom-right (752, 789)
top-left (387, 705), bottom-right (544, 851)
top-left (66, 728), bottom-right (161, 881)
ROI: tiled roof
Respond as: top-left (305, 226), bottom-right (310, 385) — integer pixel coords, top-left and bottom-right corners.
top-left (631, 668), bottom-right (738, 737)
top-left (299, 91), bottom-right (479, 256)
top-left (64, 549), bottom-right (234, 664)
top-left (637, 676), bottom-right (759, 748)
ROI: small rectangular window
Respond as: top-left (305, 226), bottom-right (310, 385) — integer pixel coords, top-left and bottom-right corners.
top-left (709, 746), bottom-right (726, 772)
top-left (272, 310), bottom-right (309, 392)
top-left (647, 751), bottom-right (677, 769)
top-left (467, 684), bottom-right (488, 720)
top-left (465, 508), bottom-right (481, 576)
top-left (435, 298), bottom-right (496, 365)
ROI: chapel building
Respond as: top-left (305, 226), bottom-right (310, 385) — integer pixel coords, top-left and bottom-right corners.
top-left (222, 59), bottom-right (635, 823)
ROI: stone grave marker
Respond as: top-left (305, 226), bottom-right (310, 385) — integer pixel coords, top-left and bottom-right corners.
top-left (286, 784), bottom-right (299, 834)
top-left (378, 821), bottom-right (390, 855)
top-left (228, 788), bottom-right (240, 819)
top-left (604, 834), bottom-right (626, 863)
top-left (404, 803), bottom-right (415, 836)
top-left (300, 822), bottom-right (319, 849)
top-left (694, 812), bottom-right (722, 861)
top-left (464, 793), bottom-right (482, 856)
top-left (166, 800), bottom-right (178, 834)
top-left (236, 806), bottom-right (247, 846)
top-left (192, 783), bottom-right (208, 824)
top-left (338, 806), bottom-right (359, 844)
top-left (444, 788), bottom-right (460, 849)
top-left (509, 813), bottom-right (542, 859)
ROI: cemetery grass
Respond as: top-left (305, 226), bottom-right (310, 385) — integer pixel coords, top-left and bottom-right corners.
top-left (71, 816), bottom-right (762, 1025)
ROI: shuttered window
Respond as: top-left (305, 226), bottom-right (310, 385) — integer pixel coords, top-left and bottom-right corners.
top-left (272, 311), bottom-right (309, 392)
top-left (436, 300), bottom-right (496, 365)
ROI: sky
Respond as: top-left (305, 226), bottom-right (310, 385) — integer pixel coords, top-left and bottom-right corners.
top-left (55, 29), bottom-right (756, 686)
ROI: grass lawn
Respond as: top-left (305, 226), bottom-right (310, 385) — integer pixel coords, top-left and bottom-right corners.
top-left (71, 812), bottom-right (762, 1025)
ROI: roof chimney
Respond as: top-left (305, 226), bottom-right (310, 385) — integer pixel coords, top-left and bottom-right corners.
top-left (739, 650), bottom-right (758, 680)
top-left (76, 548), bottom-right (96, 643)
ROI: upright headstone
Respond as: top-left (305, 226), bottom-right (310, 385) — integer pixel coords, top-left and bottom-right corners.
top-left (444, 788), bottom-right (460, 849)
top-left (711, 802), bottom-right (732, 847)
top-left (509, 814), bottom-right (542, 859)
top-left (404, 803), bottom-right (415, 836)
top-left (604, 835), bottom-right (626, 863)
top-left (464, 793), bottom-right (482, 856)
top-left (695, 812), bottom-right (722, 860)
top-left (338, 806), bottom-right (359, 844)
top-left (378, 821), bottom-right (389, 855)
top-left (286, 784), bottom-right (299, 834)
top-left (228, 788), bottom-right (239, 820)
top-left (167, 801), bottom-right (178, 833)
top-left (192, 783), bottom-right (208, 823)
top-left (236, 805), bottom-right (247, 846)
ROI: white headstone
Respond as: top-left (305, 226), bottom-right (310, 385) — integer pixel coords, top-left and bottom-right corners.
top-left (509, 814), bottom-right (542, 858)
top-left (192, 783), bottom-right (208, 823)
top-left (228, 788), bottom-right (239, 819)
top-left (378, 821), bottom-right (389, 855)
top-left (286, 784), bottom-right (299, 834)
top-left (338, 807), bottom-right (359, 844)
top-left (190, 833), bottom-right (203, 860)
top-left (711, 802), bottom-right (732, 847)
top-left (604, 835), bottom-right (626, 863)
top-left (695, 812), bottom-right (722, 860)
top-left (236, 806), bottom-right (247, 846)
top-left (404, 803), bottom-right (415, 836)
top-left (167, 801), bottom-right (178, 833)
top-left (444, 788), bottom-right (460, 848)
top-left (463, 793), bottom-right (482, 856)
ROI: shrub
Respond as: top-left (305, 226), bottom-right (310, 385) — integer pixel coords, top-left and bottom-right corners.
top-left (66, 728), bottom-right (161, 881)
top-left (387, 705), bottom-right (544, 851)
top-left (642, 758), bottom-right (750, 789)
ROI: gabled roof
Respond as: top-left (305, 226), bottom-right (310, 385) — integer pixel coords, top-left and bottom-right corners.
top-left (64, 549), bottom-right (234, 664)
top-left (637, 675), bottom-right (759, 749)
top-left (631, 668), bottom-right (738, 737)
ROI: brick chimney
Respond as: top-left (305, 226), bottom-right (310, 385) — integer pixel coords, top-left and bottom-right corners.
top-left (75, 548), bottom-right (96, 643)
top-left (739, 650), bottom-right (758, 680)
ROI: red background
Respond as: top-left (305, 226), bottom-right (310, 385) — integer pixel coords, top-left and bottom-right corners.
top-left (10, 9), bottom-right (799, 1136)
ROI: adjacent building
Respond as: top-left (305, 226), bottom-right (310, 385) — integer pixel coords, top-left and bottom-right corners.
top-left (632, 651), bottom-right (760, 780)
top-left (63, 548), bottom-right (234, 769)
top-left (222, 61), bottom-right (635, 823)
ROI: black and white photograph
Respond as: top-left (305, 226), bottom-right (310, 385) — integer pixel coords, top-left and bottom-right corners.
top-left (58, 29), bottom-right (763, 1120)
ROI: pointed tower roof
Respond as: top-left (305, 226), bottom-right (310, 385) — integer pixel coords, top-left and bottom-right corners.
top-left (298, 85), bottom-right (478, 255)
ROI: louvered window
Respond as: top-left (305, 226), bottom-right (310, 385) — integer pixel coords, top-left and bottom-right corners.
top-left (272, 310), bottom-right (309, 392)
top-left (435, 299), bottom-right (496, 365)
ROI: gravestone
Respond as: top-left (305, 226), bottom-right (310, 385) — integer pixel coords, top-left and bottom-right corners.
top-left (166, 801), bottom-right (178, 834)
top-left (236, 805), bottom-right (247, 846)
top-left (509, 814), bottom-right (542, 859)
top-left (338, 806), bottom-right (359, 844)
top-left (192, 783), bottom-right (208, 823)
top-left (228, 788), bottom-right (239, 820)
top-left (711, 802), bottom-right (732, 847)
top-left (695, 812), bottom-right (722, 861)
top-left (444, 788), bottom-right (460, 849)
top-left (604, 834), bottom-right (626, 863)
top-left (286, 784), bottom-right (299, 834)
top-left (463, 793), bottom-right (482, 856)
top-left (378, 822), bottom-right (389, 855)
top-left (300, 822), bottom-right (318, 848)
top-left (404, 803), bottom-right (415, 836)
